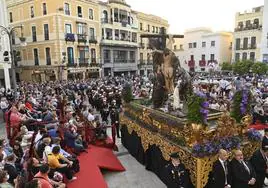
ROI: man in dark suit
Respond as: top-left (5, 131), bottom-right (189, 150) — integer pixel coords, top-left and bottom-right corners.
top-left (110, 102), bottom-right (120, 138)
top-left (262, 128), bottom-right (268, 148)
top-left (230, 150), bottom-right (256, 188)
top-left (165, 152), bottom-right (190, 188)
top-left (250, 145), bottom-right (268, 188)
top-left (210, 149), bottom-right (231, 188)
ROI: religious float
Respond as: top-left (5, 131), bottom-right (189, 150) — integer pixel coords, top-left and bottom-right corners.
top-left (120, 31), bottom-right (262, 188)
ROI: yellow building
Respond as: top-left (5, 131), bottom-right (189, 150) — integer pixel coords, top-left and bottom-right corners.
top-left (6, 0), bottom-right (101, 82)
top-left (6, 0), bottom-right (169, 81)
top-left (136, 12), bottom-right (169, 76)
top-left (232, 6), bottom-right (264, 63)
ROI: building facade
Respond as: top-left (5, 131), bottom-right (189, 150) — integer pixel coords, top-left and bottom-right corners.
top-left (6, 0), bottom-right (101, 82)
top-left (174, 28), bottom-right (233, 72)
top-left (232, 6), bottom-right (263, 63)
top-left (99, 0), bottom-right (139, 77)
top-left (261, 1), bottom-right (268, 62)
top-left (6, 0), bottom-right (169, 81)
top-left (0, 0), bottom-right (11, 89)
top-left (136, 11), bottom-right (169, 76)
top-left (98, 0), bottom-right (169, 77)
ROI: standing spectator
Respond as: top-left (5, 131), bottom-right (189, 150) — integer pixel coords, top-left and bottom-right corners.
top-left (230, 150), bottom-right (256, 188)
top-left (210, 149), bottom-right (231, 188)
top-left (0, 97), bottom-right (9, 122)
top-left (250, 146), bottom-right (268, 188)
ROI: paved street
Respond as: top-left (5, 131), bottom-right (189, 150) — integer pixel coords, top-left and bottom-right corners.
top-left (104, 126), bottom-right (166, 188)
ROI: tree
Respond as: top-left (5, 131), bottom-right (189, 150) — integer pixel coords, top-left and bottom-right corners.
top-left (251, 62), bottom-right (268, 75)
top-left (221, 62), bottom-right (233, 71)
top-left (232, 60), bottom-right (253, 75)
top-left (122, 82), bottom-right (133, 103)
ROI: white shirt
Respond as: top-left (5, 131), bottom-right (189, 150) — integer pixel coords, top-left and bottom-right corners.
top-left (219, 158), bottom-right (229, 187)
top-left (87, 113), bottom-right (95, 121)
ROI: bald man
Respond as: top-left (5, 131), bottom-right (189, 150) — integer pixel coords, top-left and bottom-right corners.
top-left (210, 149), bottom-right (231, 188)
top-left (230, 150), bottom-right (256, 188)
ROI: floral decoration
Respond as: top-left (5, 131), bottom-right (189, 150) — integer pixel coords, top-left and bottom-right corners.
top-left (192, 136), bottom-right (241, 158)
top-left (246, 129), bottom-right (262, 142)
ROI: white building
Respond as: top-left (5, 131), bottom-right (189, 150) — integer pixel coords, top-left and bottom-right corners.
top-left (261, 0), bottom-right (268, 62)
top-left (0, 0), bottom-right (11, 89)
top-left (174, 28), bottom-right (233, 72)
top-left (232, 6), bottom-right (264, 63)
top-left (99, 0), bottom-right (139, 77)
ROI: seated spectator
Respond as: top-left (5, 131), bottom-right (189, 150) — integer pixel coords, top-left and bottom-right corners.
top-left (4, 154), bottom-right (18, 185)
top-left (64, 125), bottom-right (84, 153)
top-left (0, 170), bottom-right (15, 188)
top-left (25, 179), bottom-right (40, 188)
top-left (51, 138), bottom-right (80, 173)
top-left (47, 146), bottom-right (76, 182)
top-left (34, 163), bottom-right (65, 188)
top-left (20, 126), bottom-right (34, 150)
top-left (87, 109), bottom-right (95, 121)
top-left (27, 157), bottom-right (43, 176)
top-left (13, 141), bottom-right (23, 170)
top-left (37, 137), bottom-right (52, 161)
top-left (51, 138), bottom-right (71, 158)
top-left (42, 108), bottom-right (54, 122)
top-left (34, 128), bottom-right (48, 150)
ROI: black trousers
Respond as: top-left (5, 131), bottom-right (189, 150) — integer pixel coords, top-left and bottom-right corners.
top-left (53, 166), bottom-right (73, 180)
top-left (115, 122), bottom-right (120, 137)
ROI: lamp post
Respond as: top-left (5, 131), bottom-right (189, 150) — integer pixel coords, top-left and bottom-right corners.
top-left (0, 25), bottom-right (24, 89)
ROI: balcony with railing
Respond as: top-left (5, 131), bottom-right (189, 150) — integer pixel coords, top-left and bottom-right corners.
top-left (188, 60), bottom-right (195, 68)
top-left (78, 58), bottom-right (89, 66)
top-left (65, 33), bottom-right (75, 42)
top-left (114, 59), bottom-right (128, 63)
top-left (199, 60), bottom-right (206, 67)
top-left (207, 60), bottom-right (218, 65)
top-left (234, 24), bottom-right (262, 32)
top-left (77, 34), bottom-right (87, 43)
top-left (67, 63), bottom-right (78, 67)
top-left (89, 36), bottom-right (97, 44)
top-left (139, 43), bottom-right (145, 49)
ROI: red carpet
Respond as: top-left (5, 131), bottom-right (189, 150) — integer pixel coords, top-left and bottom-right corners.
top-left (249, 123), bottom-right (267, 130)
top-left (68, 145), bottom-right (125, 188)
top-left (90, 145), bottom-right (125, 171)
top-left (95, 137), bottom-right (114, 149)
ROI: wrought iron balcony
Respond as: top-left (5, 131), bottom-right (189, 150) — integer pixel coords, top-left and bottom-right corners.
top-left (67, 63), bottom-right (77, 67)
top-left (90, 63), bottom-right (99, 67)
top-left (78, 58), bottom-right (89, 65)
top-left (77, 34), bottom-right (87, 43)
top-left (65, 33), bottom-right (75, 42)
top-left (188, 60), bottom-right (195, 68)
top-left (79, 63), bottom-right (89, 67)
top-left (89, 36), bottom-right (97, 44)
top-left (207, 60), bottom-right (218, 65)
top-left (199, 60), bottom-right (206, 67)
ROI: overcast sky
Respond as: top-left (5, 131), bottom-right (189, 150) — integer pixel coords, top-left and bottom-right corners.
top-left (103, 0), bottom-right (264, 33)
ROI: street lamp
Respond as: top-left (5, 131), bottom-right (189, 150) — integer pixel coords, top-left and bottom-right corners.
top-left (0, 25), bottom-right (25, 89)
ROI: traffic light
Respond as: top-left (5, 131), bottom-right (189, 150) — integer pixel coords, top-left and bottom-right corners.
top-left (3, 51), bottom-right (9, 62)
